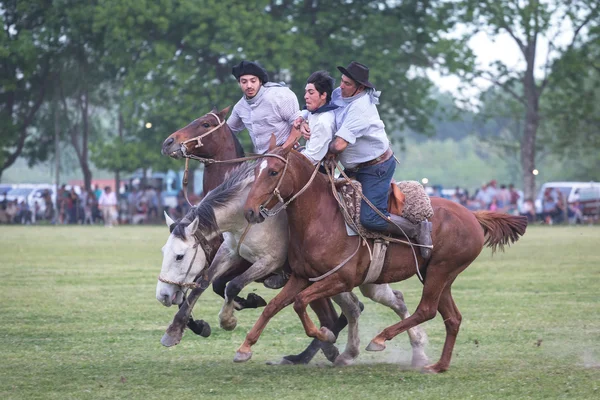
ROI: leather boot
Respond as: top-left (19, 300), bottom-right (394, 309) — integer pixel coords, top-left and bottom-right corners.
top-left (386, 214), bottom-right (432, 259)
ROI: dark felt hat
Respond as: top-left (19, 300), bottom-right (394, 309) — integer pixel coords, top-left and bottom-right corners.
top-left (231, 61), bottom-right (269, 83)
top-left (337, 61), bottom-right (375, 89)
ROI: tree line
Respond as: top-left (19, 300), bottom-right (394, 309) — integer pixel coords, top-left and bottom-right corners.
top-left (1, 0), bottom-right (598, 199)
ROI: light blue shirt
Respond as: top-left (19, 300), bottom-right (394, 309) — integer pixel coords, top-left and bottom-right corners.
top-left (331, 87), bottom-right (389, 169)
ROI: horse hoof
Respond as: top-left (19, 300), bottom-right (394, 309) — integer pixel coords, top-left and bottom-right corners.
top-left (188, 320), bottom-right (211, 338)
top-left (161, 332), bottom-right (182, 347)
top-left (422, 363), bottom-right (447, 374)
top-left (266, 358), bottom-right (294, 366)
top-left (220, 318), bottom-right (237, 331)
top-left (247, 293), bottom-right (267, 308)
top-left (333, 354), bottom-right (356, 367)
top-left (411, 352), bottom-right (429, 368)
top-left (319, 327), bottom-right (336, 343)
top-left (366, 340), bottom-right (386, 352)
top-left (233, 351), bottom-right (252, 363)
top-left (322, 344), bottom-right (340, 363)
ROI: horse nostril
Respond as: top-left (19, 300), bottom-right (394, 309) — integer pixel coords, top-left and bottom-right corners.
top-left (164, 137), bottom-right (174, 147)
top-left (244, 209), bottom-right (254, 222)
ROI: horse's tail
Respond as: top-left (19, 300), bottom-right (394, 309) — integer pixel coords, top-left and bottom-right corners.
top-left (473, 211), bottom-right (528, 253)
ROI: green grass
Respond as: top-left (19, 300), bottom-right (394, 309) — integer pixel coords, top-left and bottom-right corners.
top-left (0, 225), bottom-right (599, 400)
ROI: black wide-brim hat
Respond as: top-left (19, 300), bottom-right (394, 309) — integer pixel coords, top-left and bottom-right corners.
top-left (337, 61), bottom-right (375, 89)
top-left (232, 61), bottom-right (269, 83)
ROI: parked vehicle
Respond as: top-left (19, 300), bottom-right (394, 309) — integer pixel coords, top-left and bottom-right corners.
top-left (535, 181), bottom-right (600, 214)
top-left (0, 184), bottom-right (14, 202)
top-left (578, 186), bottom-right (600, 217)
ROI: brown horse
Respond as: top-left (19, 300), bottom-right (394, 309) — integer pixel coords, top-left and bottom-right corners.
top-left (160, 107), bottom-right (358, 364)
top-left (239, 143), bottom-right (527, 372)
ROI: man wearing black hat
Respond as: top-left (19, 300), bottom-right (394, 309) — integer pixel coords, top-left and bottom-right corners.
top-left (325, 61), bottom-right (432, 259)
top-left (228, 61), bottom-right (300, 154)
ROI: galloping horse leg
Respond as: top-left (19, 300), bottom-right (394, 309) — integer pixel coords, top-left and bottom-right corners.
top-left (291, 275), bottom-right (353, 343)
top-left (365, 266), bottom-right (451, 354)
top-left (162, 284), bottom-right (210, 347)
top-left (234, 274), bottom-right (310, 363)
top-left (212, 261), bottom-right (266, 310)
top-left (161, 245), bottom-right (249, 347)
top-left (359, 283), bottom-right (429, 367)
top-left (219, 257), bottom-right (281, 331)
top-left (331, 292), bottom-right (362, 366)
top-left (423, 283), bottom-right (462, 374)
top-left (276, 297), bottom-right (348, 365)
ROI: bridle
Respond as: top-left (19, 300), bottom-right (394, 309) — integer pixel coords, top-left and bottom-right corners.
top-left (180, 112), bottom-right (227, 156)
top-left (157, 229), bottom-right (213, 289)
top-left (258, 153), bottom-right (320, 219)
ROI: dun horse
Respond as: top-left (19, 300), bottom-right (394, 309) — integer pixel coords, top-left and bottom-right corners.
top-left (239, 142), bottom-right (527, 372)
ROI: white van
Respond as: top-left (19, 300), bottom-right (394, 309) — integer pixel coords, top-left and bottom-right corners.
top-left (535, 181), bottom-right (600, 214)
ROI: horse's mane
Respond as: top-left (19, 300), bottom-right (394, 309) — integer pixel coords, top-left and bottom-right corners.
top-left (230, 129), bottom-right (245, 157)
top-left (173, 162), bottom-right (255, 239)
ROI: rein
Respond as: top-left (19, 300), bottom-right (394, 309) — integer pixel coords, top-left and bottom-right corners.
top-left (259, 154), bottom-right (321, 219)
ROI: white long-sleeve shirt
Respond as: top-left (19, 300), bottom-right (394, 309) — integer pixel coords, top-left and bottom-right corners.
top-left (227, 83), bottom-right (300, 154)
top-left (300, 105), bottom-right (337, 164)
top-left (98, 191), bottom-right (117, 207)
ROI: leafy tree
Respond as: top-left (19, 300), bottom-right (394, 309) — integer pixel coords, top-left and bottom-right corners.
top-left (453, 0), bottom-right (599, 199)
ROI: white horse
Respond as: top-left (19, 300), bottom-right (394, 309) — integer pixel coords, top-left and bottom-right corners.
top-left (155, 163), bottom-right (428, 366)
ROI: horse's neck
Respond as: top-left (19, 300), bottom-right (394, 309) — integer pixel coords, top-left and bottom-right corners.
top-left (200, 186), bottom-right (250, 241)
top-left (286, 155), bottom-right (343, 238)
top-left (202, 128), bottom-right (243, 193)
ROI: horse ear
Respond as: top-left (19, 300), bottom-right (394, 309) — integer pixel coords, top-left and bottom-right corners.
top-left (219, 106), bottom-right (231, 119)
top-left (268, 133), bottom-right (277, 151)
top-left (184, 217), bottom-right (199, 239)
top-left (164, 211), bottom-right (175, 229)
top-left (211, 105), bottom-right (218, 114)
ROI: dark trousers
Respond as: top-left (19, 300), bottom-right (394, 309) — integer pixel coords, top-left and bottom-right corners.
top-left (345, 156), bottom-right (396, 231)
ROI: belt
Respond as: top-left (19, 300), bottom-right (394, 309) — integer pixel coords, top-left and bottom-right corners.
top-left (350, 148), bottom-right (393, 171)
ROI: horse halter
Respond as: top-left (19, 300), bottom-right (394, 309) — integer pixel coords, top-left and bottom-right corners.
top-left (180, 112), bottom-right (226, 156)
top-left (158, 230), bottom-right (212, 289)
top-left (258, 153), bottom-right (320, 219)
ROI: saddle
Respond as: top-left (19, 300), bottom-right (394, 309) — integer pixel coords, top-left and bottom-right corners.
top-left (336, 179), bottom-right (433, 240)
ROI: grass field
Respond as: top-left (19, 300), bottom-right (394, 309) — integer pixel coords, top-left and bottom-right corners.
top-left (0, 225), bottom-right (599, 399)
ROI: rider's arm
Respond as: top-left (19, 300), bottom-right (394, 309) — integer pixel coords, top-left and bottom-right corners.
top-left (226, 105), bottom-right (246, 135)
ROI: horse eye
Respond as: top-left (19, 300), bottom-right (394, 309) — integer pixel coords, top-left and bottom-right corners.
top-left (202, 123), bottom-right (210, 128)
top-left (176, 254), bottom-right (184, 261)
top-left (269, 170), bottom-right (278, 177)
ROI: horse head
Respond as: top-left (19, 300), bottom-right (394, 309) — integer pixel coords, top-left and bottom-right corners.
top-left (156, 211), bottom-right (208, 307)
top-left (244, 137), bottom-right (296, 224)
top-left (161, 106), bottom-right (231, 159)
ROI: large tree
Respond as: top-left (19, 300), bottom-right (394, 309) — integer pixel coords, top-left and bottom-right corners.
top-left (454, 0), bottom-right (599, 199)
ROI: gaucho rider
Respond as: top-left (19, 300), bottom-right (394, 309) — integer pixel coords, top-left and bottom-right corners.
top-left (300, 61), bottom-right (432, 259)
top-left (227, 60), bottom-right (301, 154)
top-left (227, 60), bottom-right (301, 288)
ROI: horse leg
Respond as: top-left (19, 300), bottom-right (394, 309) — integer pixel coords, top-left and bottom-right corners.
top-left (219, 257), bottom-right (281, 331)
top-left (423, 285), bottom-right (462, 374)
top-left (162, 245), bottom-right (247, 346)
top-left (366, 269), bottom-right (450, 352)
top-left (162, 284), bottom-right (209, 347)
top-left (276, 297), bottom-right (343, 365)
top-left (359, 283), bottom-right (429, 368)
top-left (331, 292), bottom-right (362, 366)
top-left (291, 276), bottom-right (352, 342)
top-left (211, 247), bottom-right (265, 311)
top-left (234, 274), bottom-right (310, 363)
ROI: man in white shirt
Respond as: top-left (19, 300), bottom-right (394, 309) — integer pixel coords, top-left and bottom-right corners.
top-left (227, 61), bottom-right (300, 154)
top-left (320, 62), bottom-right (432, 258)
top-left (98, 186), bottom-right (118, 227)
top-left (299, 71), bottom-right (338, 164)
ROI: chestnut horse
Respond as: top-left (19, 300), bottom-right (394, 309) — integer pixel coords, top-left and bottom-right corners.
top-left (239, 143), bottom-right (527, 372)
top-left (160, 107), bottom-right (379, 365)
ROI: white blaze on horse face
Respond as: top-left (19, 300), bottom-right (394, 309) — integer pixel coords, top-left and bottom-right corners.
top-left (257, 159), bottom-right (268, 178)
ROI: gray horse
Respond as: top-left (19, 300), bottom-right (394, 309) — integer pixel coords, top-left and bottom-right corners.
top-left (156, 162), bottom-right (428, 366)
